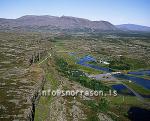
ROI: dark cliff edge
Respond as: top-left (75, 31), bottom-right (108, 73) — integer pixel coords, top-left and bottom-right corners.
top-left (23, 65), bottom-right (46, 121)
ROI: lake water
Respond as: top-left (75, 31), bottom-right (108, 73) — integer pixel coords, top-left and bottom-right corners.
top-left (128, 70), bottom-right (150, 76)
top-left (111, 84), bottom-right (134, 96)
top-left (77, 55), bottom-right (150, 90)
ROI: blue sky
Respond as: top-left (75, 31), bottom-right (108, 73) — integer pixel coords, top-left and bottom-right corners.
top-left (0, 0), bottom-right (150, 26)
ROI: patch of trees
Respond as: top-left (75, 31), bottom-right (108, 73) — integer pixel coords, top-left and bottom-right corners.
top-left (109, 56), bottom-right (131, 70)
top-left (55, 57), bottom-right (110, 91)
top-left (109, 56), bottom-right (148, 70)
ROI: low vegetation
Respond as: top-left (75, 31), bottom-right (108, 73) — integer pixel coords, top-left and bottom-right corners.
top-left (55, 57), bottom-right (110, 91)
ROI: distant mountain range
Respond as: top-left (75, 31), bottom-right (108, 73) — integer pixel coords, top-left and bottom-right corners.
top-left (116, 24), bottom-right (150, 32)
top-left (0, 15), bottom-right (149, 32)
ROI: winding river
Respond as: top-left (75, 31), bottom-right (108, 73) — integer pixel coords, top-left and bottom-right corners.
top-left (77, 55), bottom-right (150, 90)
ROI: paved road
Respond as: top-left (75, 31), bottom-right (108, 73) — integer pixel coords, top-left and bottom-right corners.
top-left (87, 72), bottom-right (150, 105)
top-left (38, 53), bottom-right (51, 65)
top-left (123, 84), bottom-right (144, 101)
top-left (88, 73), bottom-right (116, 81)
top-left (123, 83), bottom-right (150, 105)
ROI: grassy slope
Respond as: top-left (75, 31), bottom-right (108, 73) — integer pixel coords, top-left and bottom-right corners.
top-left (34, 57), bottom-right (59, 121)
